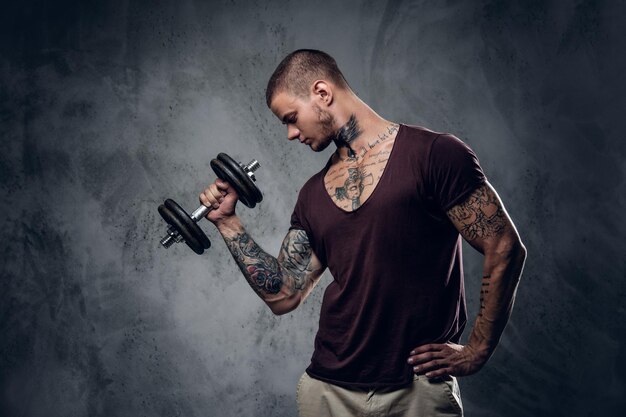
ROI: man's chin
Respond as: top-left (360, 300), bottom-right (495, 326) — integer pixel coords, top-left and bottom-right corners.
top-left (311, 138), bottom-right (332, 152)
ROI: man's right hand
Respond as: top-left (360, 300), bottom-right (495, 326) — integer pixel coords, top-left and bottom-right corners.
top-left (199, 178), bottom-right (239, 225)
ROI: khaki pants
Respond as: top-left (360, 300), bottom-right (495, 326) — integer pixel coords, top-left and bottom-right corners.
top-left (296, 372), bottom-right (463, 417)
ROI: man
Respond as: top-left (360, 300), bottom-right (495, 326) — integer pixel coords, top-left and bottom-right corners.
top-left (200, 49), bottom-right (526, 416)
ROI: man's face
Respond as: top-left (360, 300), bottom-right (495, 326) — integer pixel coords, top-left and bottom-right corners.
top-left (270, 92), bottom-right (336, 152)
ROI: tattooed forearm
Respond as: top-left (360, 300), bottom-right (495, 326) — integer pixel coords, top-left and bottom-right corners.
top-left (448, 182), bottom-right (527, 357)
top-left (447, 184), bottom-right (507, 241)
top-left (478, 275), bottom-right (491, 317)
top-left (221, 227), bottom-right (322, 305)
top-left (224, 232), bottom-right (283, 295)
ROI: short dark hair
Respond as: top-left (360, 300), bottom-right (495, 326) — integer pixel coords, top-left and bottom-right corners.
top-left (265, 49), bottom-right (350, 107)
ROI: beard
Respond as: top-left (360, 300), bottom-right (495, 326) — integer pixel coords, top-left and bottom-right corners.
top-left (311, 104), bottom-right (337, 152)
top-left (312, 105), bottom-right (362, 156)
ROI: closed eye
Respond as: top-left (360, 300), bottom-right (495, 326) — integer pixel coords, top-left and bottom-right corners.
top-left (282, 113), bottom-right (297, 125)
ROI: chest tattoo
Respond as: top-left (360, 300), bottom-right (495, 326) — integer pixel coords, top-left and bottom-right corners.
top-left (333, 167), bottom-right (375, 210)
top-left (324, 123), bottom-right (399, 211)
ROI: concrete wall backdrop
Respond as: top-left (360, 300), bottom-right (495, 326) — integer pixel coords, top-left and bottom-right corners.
top-left (1, 0), bottom-right (624, 416)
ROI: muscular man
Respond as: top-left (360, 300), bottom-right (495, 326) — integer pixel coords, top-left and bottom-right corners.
top-left (200, 50), bottom-right (526, 416)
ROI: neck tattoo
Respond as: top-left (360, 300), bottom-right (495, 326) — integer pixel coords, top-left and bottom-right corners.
top-left (333, 114), bottom-right (362, 158)
top-left (334, 120), bottom-right (400, 162)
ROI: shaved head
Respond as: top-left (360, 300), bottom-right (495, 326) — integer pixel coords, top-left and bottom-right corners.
top-left (265, 49), bottom-right (350, 107)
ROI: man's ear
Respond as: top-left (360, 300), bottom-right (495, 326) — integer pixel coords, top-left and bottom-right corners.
top-left (312, 80), bottom-right (333, 107)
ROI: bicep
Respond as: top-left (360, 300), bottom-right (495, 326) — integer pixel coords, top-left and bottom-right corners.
top-left (446, 181), bottom-right (521, 254)
top-left (277, 229), bottom-right (325, 297)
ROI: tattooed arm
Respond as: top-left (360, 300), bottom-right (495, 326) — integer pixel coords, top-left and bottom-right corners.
top-left (448, 181), bottom-right (526, 359)
top-left (216, 217), bottom-right (325, 315)
top-left (200, 179), bottom-right (326, 315)
top-left (408, 181), bottom-right (526, 377)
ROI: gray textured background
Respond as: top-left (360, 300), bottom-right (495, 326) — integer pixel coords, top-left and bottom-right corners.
top-left (1, 0), bottom-right (624, 416)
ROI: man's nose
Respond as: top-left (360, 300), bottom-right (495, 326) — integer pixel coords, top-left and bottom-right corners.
top-left (287, 125), bottom-right (300, 141)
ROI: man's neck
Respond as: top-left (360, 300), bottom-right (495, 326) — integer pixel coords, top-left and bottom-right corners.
top-left (332, 114), bottom-right (362, 158)
top-left (332, 111), bottom-right (397, 161)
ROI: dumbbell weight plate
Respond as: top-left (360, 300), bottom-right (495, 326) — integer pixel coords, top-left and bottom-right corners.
top-left (164, 199), bottom-right (212, 250)
top-left (158, 198), bottom-right (211, 254)
top-left (211, 153), bottom-right (263, 208)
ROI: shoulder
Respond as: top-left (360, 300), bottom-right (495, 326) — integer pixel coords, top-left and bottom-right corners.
top-left (393, 124), bottom-right (445, 166)
top-left (395, 124), bottom-right (480, 163)
top-left (295, 159), bottom-right (329, 204)
top-left (396, 124), bottom-right (445, 155)
top-left (399, 124), bottom-right (442, 142)
top-left (399, 124), bottom-right (473, 147)
top-left (429, 132), bottom-right (481, 167)
top-left (301, 165), bottom-right (326, 193)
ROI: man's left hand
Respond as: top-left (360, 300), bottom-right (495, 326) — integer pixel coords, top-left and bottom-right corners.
top-left (407, 342), bottom-right (487, 378)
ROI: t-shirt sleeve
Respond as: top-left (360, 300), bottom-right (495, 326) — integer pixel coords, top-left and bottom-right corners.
top-left (289, 199), bottom-right (306, 231)
top-left (427, 133), bottom-right (487, 212)
top-left (289, 188), bottom-right (308, 232)
top-left (288, 178), bottom-right (328, 269)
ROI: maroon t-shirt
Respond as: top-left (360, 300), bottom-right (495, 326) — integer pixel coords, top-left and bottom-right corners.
top-left (290, 124), bottom-right (486, 389)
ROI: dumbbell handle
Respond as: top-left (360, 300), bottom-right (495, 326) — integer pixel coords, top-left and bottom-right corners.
top-left (159, 159), bottom-right (260, 249)
top-left (190, 204), bottom-right (212, 221)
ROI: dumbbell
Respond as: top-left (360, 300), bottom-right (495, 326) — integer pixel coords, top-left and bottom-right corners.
top-left (158, 153), bottom-right (262, 255)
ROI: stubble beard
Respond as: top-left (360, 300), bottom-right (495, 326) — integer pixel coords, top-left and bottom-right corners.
top-left (311, 104), bottom-right (337, 152)
top-left (311, 105), bottom-right (363, 154)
